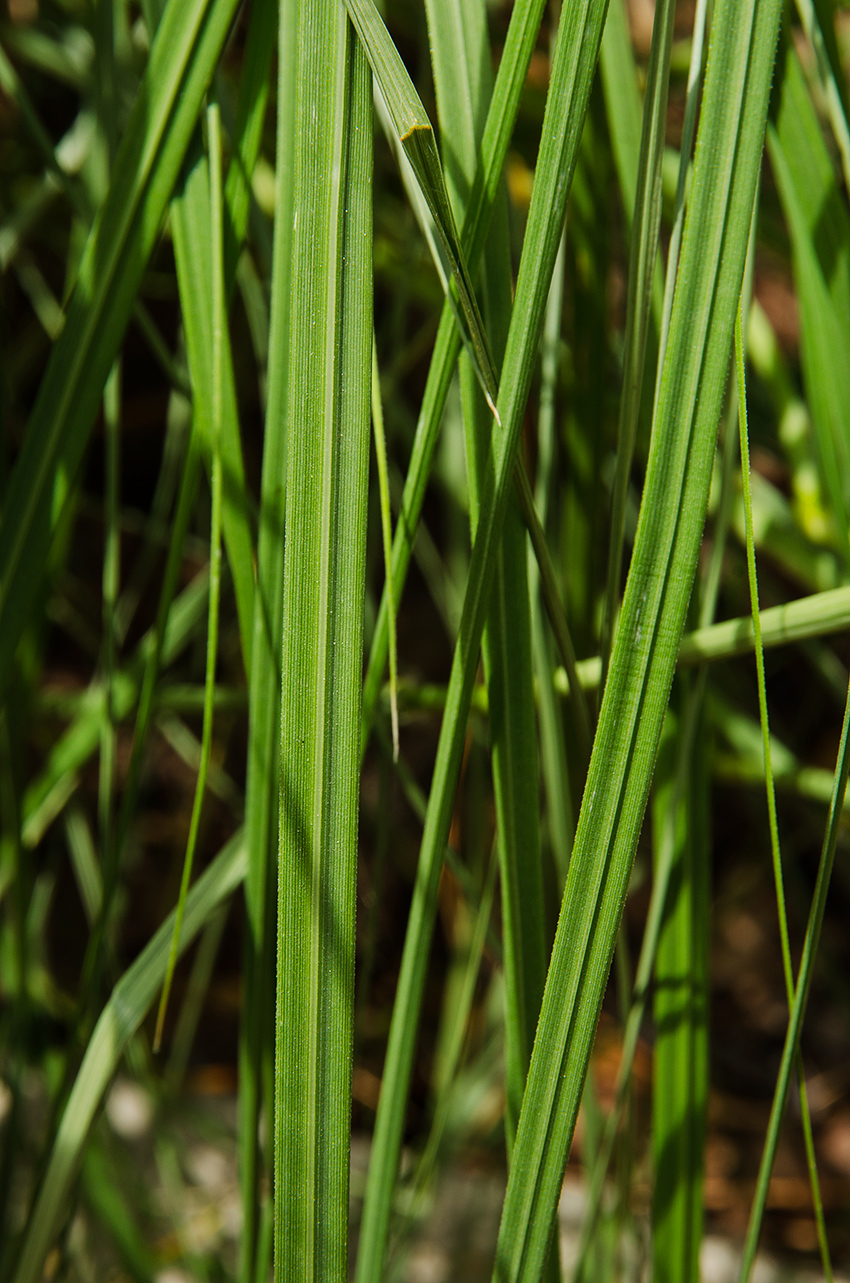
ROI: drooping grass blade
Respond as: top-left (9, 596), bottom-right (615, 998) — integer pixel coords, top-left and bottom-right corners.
top-left (360, 0), bottom-right (550, 753)
top-left (273, 2), bottom-right (372, 1276)
top-left (492, 1), bottom-right (783, 1277)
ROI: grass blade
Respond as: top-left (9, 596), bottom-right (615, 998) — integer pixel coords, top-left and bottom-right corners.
top-left (154, 101), bottom-right (226, 1052)
top-left (651, 687), bottom-right (709, 1283)
top-left (273, 2), bottom-right (372, 1275)
top-left (355, 2), bottom-right (611, 1275)
top-left (426, 0), bottom-right (548, 1139)
top-left (0, 0), bottom-right (241, 694)
top-left (11, 831), bottom-right (246, 1283)
top-left (736, 675), bottom-right (850, 1281)
top-left (371, 338), bottom-right (399, 760)
top-left (600, 0), bottom-right (675, 685)
top-left (734, 301), bottom-right (833, 1280)
top-left (360, 0), bottom-right (549, 752)
top-left (492, 2), bottom-right (783, 1276)
top-left (767, 36), bottom-right (850, 554)
top-left (172, 134), bottom-right (255, 671)
top-left (238, 0), bottom-right (299, 1270)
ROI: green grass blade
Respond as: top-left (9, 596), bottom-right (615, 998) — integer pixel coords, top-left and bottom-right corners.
top-left (491, 2), bottom-right (783, 1276)
top-left (172, 134), bottom-right (255, 672)
top-left (371, 338), bottom-right (399, 760)
top-left (273, 3), bottom-right (372, 1275)
top-left (651, 687), bottom-right (709, 1283)
top-left (768, 38), bottom-right (850, 553)
top-left (0, 0), bottom-right (241, 697)
top-left (600, 0), bottom-right (676, 684)
top-left (355, 2), bottom-right (611, 1275)
top-left (532, 223), bottom-right (574, 886)
top-left (221, 0), bottom-right (275, 283)
top-left (360, 0), bottom-right (549, 752)
top-left (794, 0), bottom-right (850, 195)
top-left (238, 0), bottom-right (298, 1270)
top-left (655, 0), bottom-right (708, 393)
top-left (345, 0), bottom-right (497, 409)
top-left (734, 301), bottom-right (833, 1280)
top-left (10, 831), bottom-right (246, 1283)
top-left (426, 0), bottom-right (553, 1174)
top-left (736, 673), bottom-right (850, 1281)
top-left (153, 101), bottom-right (226, 1053)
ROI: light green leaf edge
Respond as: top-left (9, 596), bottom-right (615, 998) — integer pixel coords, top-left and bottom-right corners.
top-left (492, 1), bottom-right (783, 1276)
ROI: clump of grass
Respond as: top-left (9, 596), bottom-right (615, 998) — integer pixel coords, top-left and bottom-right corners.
top-left (2, 1), bottom-right (850, 1281)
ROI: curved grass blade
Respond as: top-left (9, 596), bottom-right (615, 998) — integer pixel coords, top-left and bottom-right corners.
top-left (354, 2), bottom-right (612, 1275)
top-left (358, 0), bottom-right (588, 760)
top-left (344, 0), bottom-right (496, 406)
top-left (153, 102), bottom-right (226, 1053)
top-left (273, 2), bottom-right (372, 1275)
top-left (11, 830), bottom-right (246, 1283)
top-left (0, 0), bottom-right (241, 696)
top-left (360, 0), bottom-right (550, 753)
top-left (491, 2), bottom-right (784, 1276)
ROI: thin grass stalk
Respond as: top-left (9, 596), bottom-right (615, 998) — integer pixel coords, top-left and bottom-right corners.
top-left (600, 0), bottom-right (676, 691)
top-left (78, 425), bottom-right (202, 1026)
top-left (98, 363), bottom-right (120, 898)
top-left (734, 302), bottom-right (833, 1278)
top-left (736, 669), bottom-right (850, 1281)
top-left (492, 2), bottom-right (784, 1275)
top-left (273, 3), bottom-right (372, 1274)
top-left (371, 338), bottom-right (399, 760)
top-left (237, 0), bottom-right (298, 1264)
top-left (354, 3), bottom-right (611, 1275)
top-left (153, 101), bottom-right (226, 1052)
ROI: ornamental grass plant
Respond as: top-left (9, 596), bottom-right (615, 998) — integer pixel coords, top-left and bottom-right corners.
top-left (2, 0), bottom-right (850, 1279)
